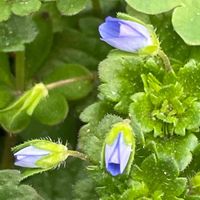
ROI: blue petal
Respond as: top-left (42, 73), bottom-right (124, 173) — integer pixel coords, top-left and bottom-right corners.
top-left (14, 146), bottom-right (50, 168)
top-left (101, 36), bottom-right (148, 52)
top-left (105, 17), bottom-right (151, 40)
top-left (105, 133), bottom-right (132, 176)
top-left (118, 134), bottom-right (131, 174)
top-left (14, 146), bottom-right (50, 156)
top-left (14, 155), bottom-right (44, 168)
top-left (99, 16), bottom-right (152, 52)
top-left (107, 163), bottom-right (120, 176)
top-left (99, 21), bottom-right (120, 39)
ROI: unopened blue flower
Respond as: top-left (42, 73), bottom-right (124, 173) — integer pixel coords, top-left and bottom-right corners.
top-left (14, 146), bottom-right (50, 168)
top-left (105, 133), bottom-right (132, 176)
top-left (99, 16), bottom-right (152, 52)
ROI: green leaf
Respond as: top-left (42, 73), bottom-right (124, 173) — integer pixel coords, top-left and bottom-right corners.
top-left (44, 64), bottom-right (93, 100)
top-left (80, 101), bottom-right (113, 123)
top-left (99, 52), bottom-right (163, 114)
top-left (139, 154), bottom-right (187, 199)
top-left (148, 134), bottom-right (198, 171)
top-left (0, 83), bottom-right (48, 133)
top-left (0, 0), bottom-right (41, 22)
top-left (34, 92), bottom-right (69, 125)
top-left (25, 159), bottom-right (84, 200)
top-left (0, 15), bottom-right (38, 52)
top-left (26, 12), bottom-right (53, 80)
top-left (0, 84), bottom-right (14, 109)
top-left (56, 0), bottom-right (88, 16)
top-left (78, 114), bottom-right (122, 163)
top-left (11, 0), bottom-right (41, 17)
top-left (129, 74), bottom-right (200, 137)
top-left (125, 0), bottom-right (181, 15)
top-left (125, 0), bottom-right (200, 45)
top-left (0, 170), bottom-right (43, 200)
top-left (0, 1), bottom-right (10, 22)
top-left (178, 60), bottom-right (200, 99)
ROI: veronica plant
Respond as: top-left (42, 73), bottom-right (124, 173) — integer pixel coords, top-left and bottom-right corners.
top-left (1, 1), bottom-right (200, 199)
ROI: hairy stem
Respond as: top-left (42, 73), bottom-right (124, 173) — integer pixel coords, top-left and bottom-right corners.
top-left (158, 50), bottom-right (173, 72)
top-left (15, 51), bottom-right (25, 91)
top-left (46, 74), bottom-right (95, 90)
top-left (67, 150), bottom-right (88, 161)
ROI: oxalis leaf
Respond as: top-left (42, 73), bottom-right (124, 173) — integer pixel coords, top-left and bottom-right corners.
top-left (56, 0), bottom-right (88, 16)
top-left (0, 170), bottom-right (43, 200)
top-left (125, 0), bottom-right (200, 45)
top-left (0, 15), bottom-right (38, 52)
top-left (0, 0), bottom-right (41, 22)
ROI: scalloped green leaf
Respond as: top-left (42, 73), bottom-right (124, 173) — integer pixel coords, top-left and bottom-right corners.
top-left (99, 51), bottom-right (163, 114)
top-left (126, 0), bottom-right (200, 45)
top-left (56, 0), bottom-right (88, 16)
top-left (80, 101), bottom-right (112, 123)
top-left (0, 170), bottom-right (43, 200)
top-left (148, 134), bottom-right (198, 171)
top-left (0, 15), bottom-right (38, 52)
top-left (140, 154), bottom-right (187, 199)
top-left (178, 60), bottom-right (200, 99)
top-left (78, 114), bottom-right (122, 163)
top-left (34, 92), bottom-right (69, 126)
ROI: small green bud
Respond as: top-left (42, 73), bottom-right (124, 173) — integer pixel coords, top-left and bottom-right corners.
top-left (12, 139), bottom-right (87, 178)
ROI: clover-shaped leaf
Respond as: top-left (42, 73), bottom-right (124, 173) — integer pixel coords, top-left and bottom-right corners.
top-left (0, 15), bottom-right (38, 52)
top-left (0, 0), bottom-right (41, 22)
top-left (126, 0), bottom-right (200, 45)
top-left (57, 0), bottom-right (88, 16)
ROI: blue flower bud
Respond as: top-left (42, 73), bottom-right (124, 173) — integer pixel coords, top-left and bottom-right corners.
top-left (104, 121), bottom-right (135, 176)
top-left (14, 146), bottom-right (50, 168)
top-left (12, 139), bottom-right (87, 178)
top-left (99, 16), bottom-right (152, 53)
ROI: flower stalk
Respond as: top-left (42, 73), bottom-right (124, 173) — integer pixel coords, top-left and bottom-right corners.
top-left (157, 49), bottom-right (173, 72)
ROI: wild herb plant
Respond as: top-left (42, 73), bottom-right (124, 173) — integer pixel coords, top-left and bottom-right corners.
top-left (1, 1), bottom-right (200, 199)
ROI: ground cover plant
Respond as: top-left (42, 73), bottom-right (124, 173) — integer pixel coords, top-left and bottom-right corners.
top-left (1, 0), bottom-right (200, 199)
